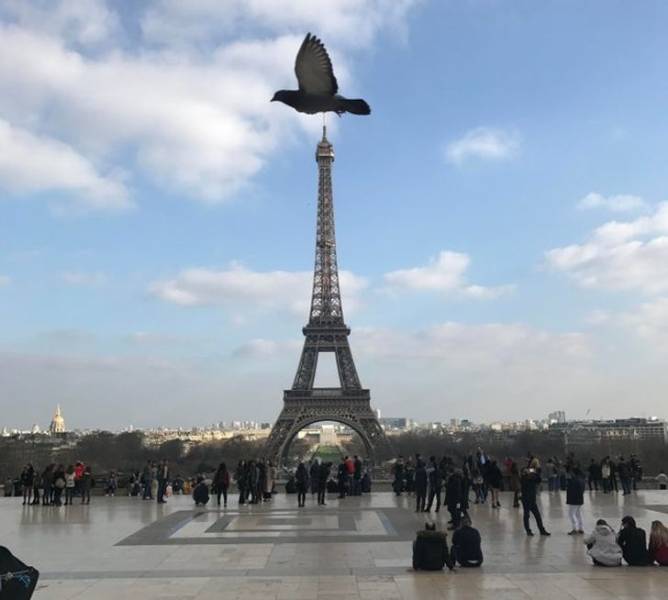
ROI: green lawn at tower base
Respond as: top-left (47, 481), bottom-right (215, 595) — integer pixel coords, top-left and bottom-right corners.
top-left (311, 445), bottom-right (343, 464)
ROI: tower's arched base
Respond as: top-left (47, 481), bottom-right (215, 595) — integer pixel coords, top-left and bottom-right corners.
top-left (264, 388), bottom-right (392, 465)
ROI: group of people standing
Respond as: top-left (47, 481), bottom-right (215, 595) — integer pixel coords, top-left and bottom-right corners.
top-left (19, 462), bottom-right (92, 506)
top-left (292, 455), bottom-right (369, 507)
top-left (234, 459), bottom-right (276, 505)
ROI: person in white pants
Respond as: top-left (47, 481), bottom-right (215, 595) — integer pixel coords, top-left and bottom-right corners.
top-left (566, 468), bottom-right (586, 535)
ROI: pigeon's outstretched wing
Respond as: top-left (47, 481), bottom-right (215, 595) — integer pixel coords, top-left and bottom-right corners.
top-left (294, 33), bottom-right (338, 95)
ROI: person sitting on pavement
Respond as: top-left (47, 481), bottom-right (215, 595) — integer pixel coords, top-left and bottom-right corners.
top-left (617, 516), bottom-right (651, 566)
top-left (649, 520), bottom-right (668, 566)
top-left (412, 522), bottom-right (454, 571)
top-left (450, 516), bottom-right (483, 567)
top-left (583, 519), bottom-right (623, 566)
top-left (192, 476), bottom-right (210, 507)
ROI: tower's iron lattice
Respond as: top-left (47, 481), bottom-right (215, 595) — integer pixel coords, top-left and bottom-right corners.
top-left (264, 128), bottom-right (390, 464)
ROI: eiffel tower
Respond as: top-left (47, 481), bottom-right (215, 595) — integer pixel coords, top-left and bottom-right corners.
top-left (264, 127), bottom-right (389, 464)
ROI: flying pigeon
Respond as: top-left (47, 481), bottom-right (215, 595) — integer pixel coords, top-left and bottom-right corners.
top-left (271, 33), bottom-right (371, 116)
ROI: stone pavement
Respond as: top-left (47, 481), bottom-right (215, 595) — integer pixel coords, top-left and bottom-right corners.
top-left (1, 490), bottom-right (668, 599)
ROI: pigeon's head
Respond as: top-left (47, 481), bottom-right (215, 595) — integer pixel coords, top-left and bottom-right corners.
top-left (271, 89), bottom-right (298, 108)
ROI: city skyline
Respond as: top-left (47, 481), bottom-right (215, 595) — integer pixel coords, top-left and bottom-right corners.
top-left (3, 2), bottom-right (668, 428)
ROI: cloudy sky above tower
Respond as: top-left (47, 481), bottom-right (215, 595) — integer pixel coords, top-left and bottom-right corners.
top-left (2, 1), bottom-right (668, 429)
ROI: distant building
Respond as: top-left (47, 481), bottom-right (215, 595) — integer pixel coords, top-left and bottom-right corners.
top-left (49, 405), bottom-right (66, 434)
top-left (550, 417), bottom-right (668, 445)
top-left (380, 417), bottom-right (412, 432)
top-left (548, 411), bottom-right (566, 424)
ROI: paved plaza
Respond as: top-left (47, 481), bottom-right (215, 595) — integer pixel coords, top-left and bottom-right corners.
top-left (2, 490), bottom-right (668, 599)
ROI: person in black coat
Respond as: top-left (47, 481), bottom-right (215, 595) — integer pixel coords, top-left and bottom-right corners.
top-left (566, 468), bottom-right (585, 534)
top-left (445, 470), bottom-right (464, 529)
top-left (309, 460), bottom-right (320, 496)
top-left (192, 477), bottom-right (209, 506)
top-left (317, 462), bottom-right (330, 505)
top-left (412, 523), bottom-right (454, 571)
top-left (425, 456), bottom-right (442, 512)
top-left (414, 460), bottom-right (428, 513)
top-left (617, 516), bottom-right (651, 565)
top-left (486, 460), bottom-right (503, 508)
top-left (451, 516), bottom-right (483, 567)
top-left (520, 468), bottom-right (550, 536)
top-left (295, 462), bottom-right (308, 507)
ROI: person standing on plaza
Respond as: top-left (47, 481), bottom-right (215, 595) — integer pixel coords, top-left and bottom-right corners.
top-left (649, 520), bottom-right (668, 565)
top-left (141, 460), bottom-right (152, 500)
top-left (405, 457), bottom-right (415, 495)
top-left (566, 467), bottom-right (585, 535)
top-left (445, 469), bottom-right (464, 528)
top-left (317, 461), bottom-right (330, 506)
top-left (156, 460), bottom-right (169, 504)
top-left (601, 458), bottom-right (611, 493)
top-left (520, 467), bottom-right (550, 536)
top-left (41, 464), bottom-right (54, 506)
top-left (213, 462), bottom-right (230, 507)
top-left (64, 465), bottom-right (75, 505)
top-left (392, 456), bottom-right (405, 496)
top-left (52, 464), bottom-right (66, 506)
top-left (337, 458), bottom-right (348, 499)
top-left (617, 516), bottom-right (651, 566)
top-left (74, 461), bottom-right (85, 498)
top-left (80, 465), bottom-right (92, 504)
top-left (20, 464), bottom-right (35, 506)
top-left (264, 460), bottom-right (276, 501)
top-left (353, 455), bottom-right (362, 496)
top-left (486, 460), bottom-right (503, 509)
top-left (309, 459), bottom-right (320, 497)
top-left (235, 460), bottom-right (247, 504)
top-left (509, 461), bottom-right (521, 508)
top-left (587, 459), bottom-right (599, 491)
top-left (617, 457), bottom-right (632, 496)
top-left (425, 456), bottom-right (442, 513)
top-left (296, 461), bottom-right (308, 507)
top-left (415, 459), bottom-right (428, 513)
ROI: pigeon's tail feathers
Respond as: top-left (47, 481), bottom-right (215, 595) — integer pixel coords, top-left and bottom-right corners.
top-left (342, 98), bottom-right (371, 115)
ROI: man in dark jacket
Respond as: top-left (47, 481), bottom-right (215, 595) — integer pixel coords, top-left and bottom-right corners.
top-left (425, 456), bottom-right (442, 512)
top-left (451, 516), bottom-right (483, 567)
top-left (617, 516), bottom-right (651, 565)
top-left (412, 523), bottom-right (454, 571)
top-left (317, 462), bottom-right (330, 505)
top-left (353, 456), bottom-right (363, 496)
top-left (415, 460), bottom-right (428, 513)
top-left (520, 468), bottom-right (550, 536)
top-left (445, 470), bottom-right (464, 529)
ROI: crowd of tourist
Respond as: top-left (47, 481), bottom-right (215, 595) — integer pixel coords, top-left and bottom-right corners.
top-left (9, 448), bottom-right (668, 573)
top-left (17, 462), bottom-right (92, 506)
top-left (400, 448), bottom-right (668, 570)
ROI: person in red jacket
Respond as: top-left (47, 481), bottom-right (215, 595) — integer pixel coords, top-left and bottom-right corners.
top-left (649, 520), bottom-right (668, 566)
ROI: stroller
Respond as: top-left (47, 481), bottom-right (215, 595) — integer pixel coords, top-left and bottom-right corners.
top-left (0, 547), bottom-right (39, 599)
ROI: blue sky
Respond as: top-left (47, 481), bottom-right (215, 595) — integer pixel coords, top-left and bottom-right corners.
top-left (2, 0), bottom-right (668, 429)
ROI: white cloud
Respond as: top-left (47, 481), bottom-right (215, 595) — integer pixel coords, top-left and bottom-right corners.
top-left (60, 271), bottom-right (108, 286)
top-left (577, 192), bottom-right (647, 213)
top-left (141, 0), bottom-right (417, 49)
top-left (0, 119), bottom-right (130, 212)
top-left (445, 127), bottom-right (520, 165)
top-left (0, 275), bottom-right (11, 287)
top-left (619, 298), bottom-right (668, 343)
top-left (0, 2), bottom-right (419, 211)
top-left (233, 338), bottom-right (302, 358)
top-left (384, 250), bottom-right (512, 298)
top-left (546, 203), bottom-right (668, 293)
top-left (0, 0), bottom-right (119, 46)
top-left (149, 263), bottom-right (368, 318)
